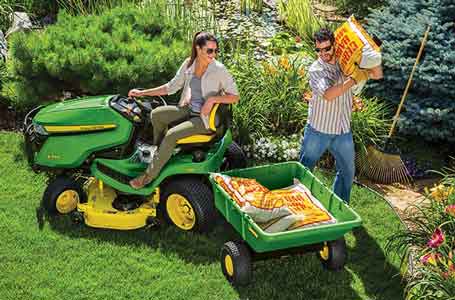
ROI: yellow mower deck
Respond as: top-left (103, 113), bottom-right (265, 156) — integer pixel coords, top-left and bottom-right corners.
top-left (77, 179), bottom-right (158, 230)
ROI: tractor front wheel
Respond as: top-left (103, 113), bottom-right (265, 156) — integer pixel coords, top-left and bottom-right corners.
top-left (42, 176), bottom-right (85, 215)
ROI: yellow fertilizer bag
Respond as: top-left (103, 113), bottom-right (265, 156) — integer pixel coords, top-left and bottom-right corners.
top-left (211, 173), bottom-right (292, 223)
top-left (334, 15), bottom-right (381, 76)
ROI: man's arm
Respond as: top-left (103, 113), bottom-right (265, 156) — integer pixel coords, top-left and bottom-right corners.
top-left (323, 77), bottom-right (356, 101)
top-left (323, 67), bottom-right (370, 101)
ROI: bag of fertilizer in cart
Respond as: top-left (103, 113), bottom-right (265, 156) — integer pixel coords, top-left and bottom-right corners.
top-left (211, 174), bottom-right (292, 222)
top-left (211, 174), bottom-right (336, 233)
top-left (260, 179), bottom-right (337, 233)
top-left (334, 15), bottom-right (382, 94)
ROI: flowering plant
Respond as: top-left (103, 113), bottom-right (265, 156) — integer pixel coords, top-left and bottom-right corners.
top-left (386, 160), bottom-right (455, 299)
top-left (228, 54), bottom-right (310, 145)
top-left (242, 134), bottom-right (301, 163)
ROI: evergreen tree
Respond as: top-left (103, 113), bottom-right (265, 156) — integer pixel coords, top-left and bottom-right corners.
top-left (3, 5), bottom-right (189, 108)
top-left (366, 0), bottom-right (455, 142)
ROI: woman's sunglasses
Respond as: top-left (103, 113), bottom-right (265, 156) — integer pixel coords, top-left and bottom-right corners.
top-left (205, 48), bottom-right (219, 55)
top-left (315, 45), bottom-right (332, 53)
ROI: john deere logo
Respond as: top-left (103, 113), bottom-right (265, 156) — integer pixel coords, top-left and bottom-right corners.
top-left (47, 154), bottom-right (61, 160)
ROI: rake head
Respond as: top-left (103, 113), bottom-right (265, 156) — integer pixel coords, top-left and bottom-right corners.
top-left (356, 145), bottom-right (412, 184)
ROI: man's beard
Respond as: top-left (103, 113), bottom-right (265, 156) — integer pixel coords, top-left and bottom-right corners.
top-left (321, 52), bottom-right (334, 63)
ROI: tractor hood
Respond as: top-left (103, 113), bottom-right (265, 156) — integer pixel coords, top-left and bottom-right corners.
top-left (35, 95), bottom-right (114, 127)
top-left (30, 95), bottom-right (135, 168)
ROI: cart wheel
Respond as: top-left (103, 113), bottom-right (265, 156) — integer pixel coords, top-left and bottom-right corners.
top-left (220, 142), bottom-right (247, 171)
top-left (220, 241), bottom-right (252, 286)
top-left (160, 176), bottom-right (216, 233)
top-left (42, 176), bottom-right (85, 215)
top-left (317, 238), bottom-right (347, 271)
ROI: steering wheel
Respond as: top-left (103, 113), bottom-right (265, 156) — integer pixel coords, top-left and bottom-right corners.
top-left (129, 96), bottom-right (151, 113)
top-left (128, 88), bottom-right (167, 113)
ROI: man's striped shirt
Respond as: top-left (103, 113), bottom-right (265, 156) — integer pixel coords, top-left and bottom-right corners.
top-left (308, 58), bottom-right (353, 134)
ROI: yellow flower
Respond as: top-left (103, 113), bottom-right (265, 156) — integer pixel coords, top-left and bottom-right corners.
top-left (262, 61), bottom-right (278, 76)
top-left (429, 184), bottom-right (454, 201)
top-left (278, 56), bottom-right (291, 71)
top-left (352, 95), bottom-right (364, 112)
top-left (303, 91), bottom-right (312, 102)
top-left (298, 67), bottom-right (306, 77)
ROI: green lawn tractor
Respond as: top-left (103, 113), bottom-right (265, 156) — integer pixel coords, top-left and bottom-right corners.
top-left (23, 94), bottom-right (246, 232)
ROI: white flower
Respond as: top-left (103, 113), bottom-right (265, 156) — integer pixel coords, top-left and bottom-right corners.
top-left (289, 149), bottom-right (298, 159)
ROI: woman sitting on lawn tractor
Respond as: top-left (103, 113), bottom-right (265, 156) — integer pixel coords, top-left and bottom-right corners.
top-left (128, 31), bottom-right (240, 189)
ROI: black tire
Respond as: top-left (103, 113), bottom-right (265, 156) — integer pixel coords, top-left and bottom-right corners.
top-left (220, 241), bottom-right (252, 286)
top-left (160, 176), bottom-right (216, 233)
top-left (317, 238), bottom-right (347, 271)
top-left (42, 176), bottom-right (85, 215)
top-left (221, 142), bottom-right (247, 171)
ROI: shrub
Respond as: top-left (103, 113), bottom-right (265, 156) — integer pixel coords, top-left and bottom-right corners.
top-left (4, 4), bottom-right (189, 109)
top-left (226, 53), bottom-right (311, 145)
top-left (366, 0), bottom-right (455, 143)
top-left (351, 96), bottom-right (391, 153)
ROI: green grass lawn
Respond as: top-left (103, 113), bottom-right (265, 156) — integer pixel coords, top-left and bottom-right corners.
top-left (0, 131), bottom-right (405, 300)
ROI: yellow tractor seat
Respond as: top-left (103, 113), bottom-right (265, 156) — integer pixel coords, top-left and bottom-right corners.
top-left (176, 103), bottom-right (228, 145)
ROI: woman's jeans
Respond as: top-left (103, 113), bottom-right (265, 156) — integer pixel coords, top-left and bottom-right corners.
top-left (299, 124), bottom-right (355, 204)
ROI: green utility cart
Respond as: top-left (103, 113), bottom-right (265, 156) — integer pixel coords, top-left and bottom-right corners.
top-left (209, 161), bottom-right (362, 286)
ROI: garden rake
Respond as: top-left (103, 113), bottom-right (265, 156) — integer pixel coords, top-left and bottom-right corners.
top-left (356, 25), bottom-right (431, 184)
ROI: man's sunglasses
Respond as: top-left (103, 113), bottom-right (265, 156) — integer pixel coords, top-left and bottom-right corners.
top-left (315, 45), bottom-right (332, 53)
top-left (205, 48), bottom-right (219, 55)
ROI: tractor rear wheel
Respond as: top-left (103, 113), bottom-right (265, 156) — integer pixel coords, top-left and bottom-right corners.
top-left (160, 176), bottom-right (216, 233)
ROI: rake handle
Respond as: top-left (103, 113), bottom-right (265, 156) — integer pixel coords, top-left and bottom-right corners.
top-left (388, 25), bottom-right (431, 138)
